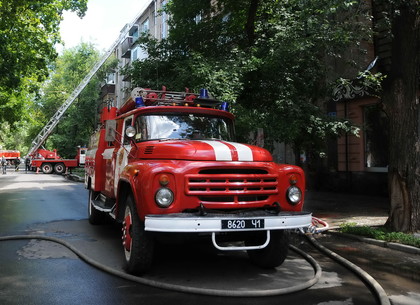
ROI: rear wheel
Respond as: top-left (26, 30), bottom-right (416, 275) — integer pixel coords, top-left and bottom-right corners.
top-left (54, 163), bottom-right (66, 174)
top-left (41, 163), bottom-right (53, 174)
top-left (246, 230), bottom-right (290, 268)
top-left (122, 195), bottom-right (154, 274)
top-left (88, 189), bottom-right (108, 225)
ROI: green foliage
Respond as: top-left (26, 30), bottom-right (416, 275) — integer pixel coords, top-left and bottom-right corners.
top-left (0, 120), bottom-right (31, 152)
top-left (0, 0), bottom-right (88, 91)
top-left (0, 76), bottom-right (41, 151)
top-left (340, 223), bottom-right (420, 248)
top-left (28, 42), bottom-right (101, 158)
top-left (124, 0), bottom-right (370, 156)
top-left (0, 0), bottom-right (88, 153)
top-left (333, 71), bottom-right (386, 100)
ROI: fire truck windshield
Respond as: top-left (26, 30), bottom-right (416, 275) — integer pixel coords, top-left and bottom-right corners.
top-left (134, 113), bottom-right (235, 142)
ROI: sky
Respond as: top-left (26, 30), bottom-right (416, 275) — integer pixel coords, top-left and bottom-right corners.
top-left (58, 0), bottom-right (150, 52)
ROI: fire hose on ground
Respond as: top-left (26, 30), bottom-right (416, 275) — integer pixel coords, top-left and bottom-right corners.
top-left (305, 216), bottom-right (390, 305)
top-left (0, 216), bottom-right (390, 304)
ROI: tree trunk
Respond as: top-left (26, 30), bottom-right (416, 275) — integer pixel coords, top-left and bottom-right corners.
top-left (245, 0), bottom-right (259, 46)
top-left (382, 4), bottom-right (420, 232)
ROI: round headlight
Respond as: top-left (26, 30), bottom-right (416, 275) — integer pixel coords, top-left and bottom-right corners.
top-left (125, 126), bottom-right (136, 138)
top-left (286, 186), bottom-right (302, 205)
top-left (155, 188), bottom-right (174, 208)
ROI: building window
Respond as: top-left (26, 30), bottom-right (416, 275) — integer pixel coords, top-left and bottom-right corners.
top-left (131, 28), bottom-right (139, 43)
top-left (131, 46), bottom-right (147, 61)
top-left (141, 18), bottom-right (149, 34)
top-left (364, 104), bottom-right (389, 170)
top-left (161, 0), bottom-right (168, 39)
top-left (106, 73), bottom-right (115, 84)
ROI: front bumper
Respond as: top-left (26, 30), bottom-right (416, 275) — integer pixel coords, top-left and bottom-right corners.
top-left (145, 211), bottom-right (312, 233)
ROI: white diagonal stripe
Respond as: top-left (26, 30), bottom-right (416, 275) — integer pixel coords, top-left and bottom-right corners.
top-left (102, 148), bottom-right (114, 160)
top-left (199, 140), bottom-right (232, 161)
top-left (226, 142), bottom-right (253, 161)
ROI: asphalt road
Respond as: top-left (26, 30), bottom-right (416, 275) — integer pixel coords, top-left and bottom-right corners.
top-left (1, 168), bottom-right (419, 305)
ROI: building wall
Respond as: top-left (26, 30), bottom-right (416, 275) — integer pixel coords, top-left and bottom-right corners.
top-left (336, 95), bottom-right (389, 173)
top-left (337, 97), bottom-right (374, 171)
top-left (332, 96), bottom-right (388, 195)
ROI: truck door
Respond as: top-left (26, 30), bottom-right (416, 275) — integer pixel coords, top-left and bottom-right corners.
top-left (78, 148), bottom-right (87, 165)
top-left (113, 116), bottom-right (133, 197)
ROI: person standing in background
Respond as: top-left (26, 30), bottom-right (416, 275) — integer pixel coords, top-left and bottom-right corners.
top-left (14, 157), bottom-right (21, 171)
top-left (25, 157), bottom-right (31, 173)
top-left (1, 156), bottom-right (6, 174)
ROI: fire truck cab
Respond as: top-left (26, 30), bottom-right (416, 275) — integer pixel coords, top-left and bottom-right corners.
top-left (85, 88), bottom-right (311, 274)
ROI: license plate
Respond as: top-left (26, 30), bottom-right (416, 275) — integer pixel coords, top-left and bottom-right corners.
top-left (221, 219), bottom-right (265, 230)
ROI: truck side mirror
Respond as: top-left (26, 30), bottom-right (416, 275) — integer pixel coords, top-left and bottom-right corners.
top-left (105, 120), bottom-right (116, 142)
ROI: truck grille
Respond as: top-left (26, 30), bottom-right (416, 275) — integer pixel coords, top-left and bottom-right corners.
top-left (185, 168), bottom-right (278, 203)
top-left (144, 146), bottom-right (155, 154)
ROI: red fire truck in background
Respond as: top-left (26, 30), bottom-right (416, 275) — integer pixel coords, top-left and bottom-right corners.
top-left (0, 150), bottom-right (20, 164)
top-left (85, 87), bottom-right (311, 275)
top-left (30, 147), bottom-right (87, 174)
top-left (0, 150), bottom-right (20, 160)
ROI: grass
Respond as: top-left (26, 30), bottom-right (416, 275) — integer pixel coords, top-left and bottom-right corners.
top-left (339, 223), bottom-right (420, 248)
top-left (68, 167), bottom-right (85, 179)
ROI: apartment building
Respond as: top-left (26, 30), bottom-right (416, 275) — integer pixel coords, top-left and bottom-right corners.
top-left (99, 0), bottom-right (168, 108)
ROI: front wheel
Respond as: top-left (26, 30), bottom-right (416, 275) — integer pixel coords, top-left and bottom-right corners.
top-left (122, 195), bottom-right (154, 275)
top-left (246, 230), bottom-right (290, 268)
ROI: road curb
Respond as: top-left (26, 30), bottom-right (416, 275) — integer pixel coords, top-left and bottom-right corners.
top-left (326, 231), bottom-right (420, 255)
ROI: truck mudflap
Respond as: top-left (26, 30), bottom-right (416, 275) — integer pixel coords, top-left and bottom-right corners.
top-left (144, 211), bottom-right (312, 233)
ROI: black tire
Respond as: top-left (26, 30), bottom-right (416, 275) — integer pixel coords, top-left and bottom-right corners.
top-left (122, 195), bottom-right (154, 275)
top-left (41, 163), bottom-right (53, 174)
top-left (246, 230), bottom-right (290, 268)
top-left (54, 163), bottom-right (66, 174)
top-left (88, 189), bottom-right (108, 225)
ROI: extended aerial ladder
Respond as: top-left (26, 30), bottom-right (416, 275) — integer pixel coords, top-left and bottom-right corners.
top-left (27, 4), bottom-right (149, 157)
top-left (27, 35), bottom-right (120, 157)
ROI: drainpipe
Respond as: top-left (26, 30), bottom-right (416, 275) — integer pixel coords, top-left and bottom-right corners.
top-left (344, 100), bottom-right (352, 191)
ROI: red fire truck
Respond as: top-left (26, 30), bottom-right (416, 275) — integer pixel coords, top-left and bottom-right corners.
top-left (30, 147), bottom-right (87, 174)
top-left (0, 150), bottom-right (20, 163)
top-left (85, 88), bottom-right (311, 274)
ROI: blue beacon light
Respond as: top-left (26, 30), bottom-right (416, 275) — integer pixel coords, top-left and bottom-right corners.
top-left (199, 88), bottom-right (209, 99)
top-left (135, 96), bottom-right (145, 108)
top-left (220, 101), bottom-right (229, 111)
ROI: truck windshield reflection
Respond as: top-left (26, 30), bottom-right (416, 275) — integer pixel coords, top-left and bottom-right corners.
top-left (134, 114), bottom-right (235, 142)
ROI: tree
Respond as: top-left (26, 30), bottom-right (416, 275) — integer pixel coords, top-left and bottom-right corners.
top-left (0, 0), bottom-right (87, 91)
top-left (29, 43), bottom-right (103, 158)
top-left (124, 0), bottom-right (368, 156)
top-left (0, 0), bottom-right (88, 151)
top-left (0, 120), bottom-right (31, 153)
top-left (380, 0), bottom-right (420, 232)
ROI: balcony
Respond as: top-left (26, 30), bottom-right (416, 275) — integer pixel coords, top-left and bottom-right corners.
top-left (100, 83), bottom-right (115, 99)
top-left (129, 24), bottom-right (139, 44)
top-left (121, 36), bottom-right (134, 58)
